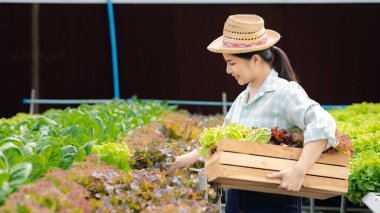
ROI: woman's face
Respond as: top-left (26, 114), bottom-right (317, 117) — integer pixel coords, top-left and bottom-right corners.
top-left (222, 54), bottom-right (260, 86)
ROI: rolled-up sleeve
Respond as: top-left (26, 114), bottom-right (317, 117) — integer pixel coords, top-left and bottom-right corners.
top-left (280, 82), bottom-right (339, 150)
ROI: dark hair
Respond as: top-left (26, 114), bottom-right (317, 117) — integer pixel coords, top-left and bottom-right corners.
top-left (232, 46), bottom-right (298, 82)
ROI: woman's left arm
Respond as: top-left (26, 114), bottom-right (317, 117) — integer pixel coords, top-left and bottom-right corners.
top-left (266, 82), bottom-right (338, 191)
top-left (266, 139), bottom-right (327, 191)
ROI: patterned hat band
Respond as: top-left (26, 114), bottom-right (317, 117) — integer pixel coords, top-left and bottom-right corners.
top-left (222, 37), bottom-right (268, 49)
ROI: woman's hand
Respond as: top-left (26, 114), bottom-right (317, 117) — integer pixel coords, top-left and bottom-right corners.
top-left (166, 157), bottom-right (185, 173)
top-left (166, 150), bottom-right (201, 173)
top-left (266, 139), bottom-right (328, 192)
top-left (266, 166), bottom-right (306, 192)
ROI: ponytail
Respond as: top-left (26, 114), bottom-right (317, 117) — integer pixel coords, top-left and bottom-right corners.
top-left (271, 46), bottom-right (298, 82)
top-left (232, 46), bottom-right (298, 82)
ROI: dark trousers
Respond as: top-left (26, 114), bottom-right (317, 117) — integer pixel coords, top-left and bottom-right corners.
top-left (225, 189), bottom-right (302, 213)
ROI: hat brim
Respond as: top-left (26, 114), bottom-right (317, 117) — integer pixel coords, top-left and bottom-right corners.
top-left (207, 29), bottom-right (281, 54)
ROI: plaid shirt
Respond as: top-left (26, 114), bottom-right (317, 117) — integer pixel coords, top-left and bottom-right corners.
top-left (223, 69), bottom-right (338, 149)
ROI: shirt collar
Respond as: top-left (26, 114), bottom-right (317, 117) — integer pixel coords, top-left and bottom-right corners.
top-left (239, 69), bottom-right (279, 105)
top-left (248, 69), bottom-right (278, 92)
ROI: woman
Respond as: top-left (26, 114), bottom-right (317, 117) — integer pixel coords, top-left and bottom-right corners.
top-left (168, 14), bottom-right (338, 213)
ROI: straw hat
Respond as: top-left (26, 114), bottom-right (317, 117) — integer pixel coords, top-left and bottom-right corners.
top-left (207, 14), bottom-right (281, 54)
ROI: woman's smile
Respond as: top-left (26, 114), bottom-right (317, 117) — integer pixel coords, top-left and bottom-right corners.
top-left (232, 74), bottom-right (240, 80)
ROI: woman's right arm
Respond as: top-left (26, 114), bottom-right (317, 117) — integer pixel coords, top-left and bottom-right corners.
top-left (167, 149), bottom-right (201, 173)
top-left (167, 96), bottom-right (239, 173)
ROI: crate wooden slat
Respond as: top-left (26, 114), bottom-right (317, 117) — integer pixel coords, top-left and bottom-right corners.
top-left (219, 152), bottom-right (349, 179)
top-left (217, 139), bottom-right (350, 167)
top-left (205, 139), bottom-right (350, 200)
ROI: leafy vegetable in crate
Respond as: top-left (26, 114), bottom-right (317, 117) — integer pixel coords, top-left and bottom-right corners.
top-left (245, 127), bottom-right (272, 143)
top-left (198, 123), bottom-right (354, 157)
top-left (322, 129), bottom-right (355, 156)
top-left (269, 126), bottom-right (304, 147)
top-left (197, 123), bottom-right (272, 156)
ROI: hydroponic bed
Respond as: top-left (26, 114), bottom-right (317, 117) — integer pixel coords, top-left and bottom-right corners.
top-left (0, 100), bottom-right (378, 212)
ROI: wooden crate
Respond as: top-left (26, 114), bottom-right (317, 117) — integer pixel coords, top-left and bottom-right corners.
top-left (205, 139), bottom-right (350, 200)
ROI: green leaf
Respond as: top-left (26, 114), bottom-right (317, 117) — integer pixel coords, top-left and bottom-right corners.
top-left (20, 144), bottom-right (34, 156)
top-left (364, 182), bottom-right (375, 191)
top-left (48, 127), bottom-right (59, 137)
top-left (94, 116), bottom-right (105, 130)
top-left (0, 137), bottom-right (24, 147)
top-left (84, 140), bottom-right (96, 155)
top-left (23, 154), bottom-right (47, 181)
top-left (47, 137), bottom-right (64, 147)
top-left (88, 127), bottom-right (95, 137)
top-left (0, 152), bottom-right (9, 171)
top-left (38, 126), bottom-right (50, 138)
top-left (9, 162), bottom-right (32, 188)
top-left (30, 116), bottom-right (56, 131)
top-left (62, 135), bottom-right (77, 147)
top-left (61, 125), bottom-right (79, 138)
top-left (39, 145), bottom-right (52, 160)
top-left (0, 169), bottom-right (9, 187)
top-left (287, 125), bottom-right (303, 133)
top-left (59, 145), bottom-right (77, 169)
top-left (36, 140), bottom-right (61, 168)
top-left (20, 125), bottom-right (29, 135)
top-left (0, 143), bottom-right (24, 167)
top-left (47, 147), bottom-right (61, 168)
top-left (92, 142), bottom-right (131, 173)
top-left (75, 147), bottom-right (86, 162)
top-left (0, 181), bottom-right (11, 205)
top-left (244, 128), bottom-right (271, 143)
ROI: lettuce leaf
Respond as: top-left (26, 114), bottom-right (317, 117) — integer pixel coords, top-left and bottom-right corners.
top-left (197, 123), bottom-right (270, 156)
top-left (92, 142), bottom-right (131, 173)
top-left (244, 128), bottom-right (271, 143)
top-left (328, 103), bottom-right (380, 205)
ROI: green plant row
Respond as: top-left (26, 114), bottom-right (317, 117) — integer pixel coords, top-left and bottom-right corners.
top-left (0, 111), bottom-right (224, 212)
top-left (328, 102), bottom-right (380, 205)
top-left (0, 99), bottom-right (171, 204)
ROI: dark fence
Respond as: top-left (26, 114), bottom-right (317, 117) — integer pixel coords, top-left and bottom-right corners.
top-left (1, 3), bottom-right (379, 117)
